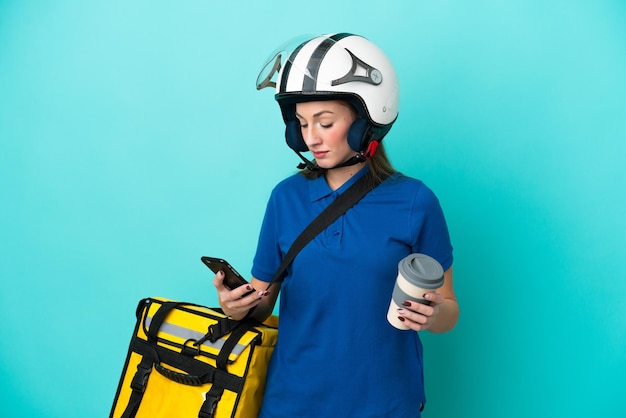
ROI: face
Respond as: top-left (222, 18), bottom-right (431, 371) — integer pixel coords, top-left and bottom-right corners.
top-left (295, 100), bottom-right (357, 169)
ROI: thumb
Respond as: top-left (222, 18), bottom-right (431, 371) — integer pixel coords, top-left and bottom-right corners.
top-left (213, 270), bottom-right (225, 288)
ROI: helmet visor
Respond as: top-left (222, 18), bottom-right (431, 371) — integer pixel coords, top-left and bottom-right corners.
top-left (255, 34), bottom-right (315, 91)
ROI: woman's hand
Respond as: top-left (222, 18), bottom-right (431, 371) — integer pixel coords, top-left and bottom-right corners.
top-left (397, 267), bottom-right (459, 333)
top-left (213, 270), bottom-right (268, 321)
top-left (396, 292), bottom-right (446, 332)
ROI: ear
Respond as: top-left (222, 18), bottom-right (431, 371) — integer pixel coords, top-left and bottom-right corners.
top-left (285, 120), bottom-right (308, 152)
top-left (347, 118), bottom-right (370, 152)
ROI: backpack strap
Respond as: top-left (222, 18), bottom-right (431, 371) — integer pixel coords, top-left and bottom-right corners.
top-left (199, 322), bottom-right (254, 418)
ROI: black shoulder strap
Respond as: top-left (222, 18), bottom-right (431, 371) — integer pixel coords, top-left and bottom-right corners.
top-left (266, 171), bottom-right (385, 288)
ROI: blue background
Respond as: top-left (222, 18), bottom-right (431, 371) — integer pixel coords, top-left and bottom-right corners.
top-left (1, 1), bottom-right (625, 417)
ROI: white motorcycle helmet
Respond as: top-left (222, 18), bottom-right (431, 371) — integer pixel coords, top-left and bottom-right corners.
top-left (257, 33), bottom-right (399, 169)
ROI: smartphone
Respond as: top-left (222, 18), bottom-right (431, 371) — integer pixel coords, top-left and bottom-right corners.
top-left (201, 256), bottom-right (253, 294)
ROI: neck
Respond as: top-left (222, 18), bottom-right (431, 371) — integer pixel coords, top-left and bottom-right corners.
top-left (325, 161), bottom-right (367, 190)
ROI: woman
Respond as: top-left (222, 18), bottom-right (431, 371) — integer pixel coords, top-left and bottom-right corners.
top-left (214, 33), bottom-right (459, 417)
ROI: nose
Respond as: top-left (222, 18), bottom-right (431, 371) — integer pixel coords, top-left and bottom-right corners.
top-left (301, 125), bottom-right (321, 148)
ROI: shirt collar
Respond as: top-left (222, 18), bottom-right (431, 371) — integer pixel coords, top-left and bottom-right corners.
top-left (308, 165), bottom-right (370, 202)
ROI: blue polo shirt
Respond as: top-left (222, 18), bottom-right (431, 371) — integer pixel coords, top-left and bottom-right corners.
top-left (252, 166), bottom-right (453, 418)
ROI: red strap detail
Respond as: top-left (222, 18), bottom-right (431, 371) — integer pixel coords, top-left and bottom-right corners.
top-left (365, 140), bottom-right (379, 158)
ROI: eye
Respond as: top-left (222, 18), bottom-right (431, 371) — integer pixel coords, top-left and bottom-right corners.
top-left (319, 122), bottom-right (333, 129)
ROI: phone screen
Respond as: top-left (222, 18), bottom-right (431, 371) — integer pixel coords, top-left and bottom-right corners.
top-left (201, 256), bottom-right (251, 292)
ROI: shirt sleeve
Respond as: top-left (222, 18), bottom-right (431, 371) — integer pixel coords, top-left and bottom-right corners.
top-left (251, 188), bottom-right (283, 283)
top-left (411, 183), bottom-right (454, 271)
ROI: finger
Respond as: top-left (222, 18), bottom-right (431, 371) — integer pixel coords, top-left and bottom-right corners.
top-left (235, 284), bottom-right (255, 298)
top-left (401, 301), bottom-right (435, 317)
top-left (213, 270), bottom-right (226, 289)
top-left (397, 314), bottom-right (428, 332)
top-left (424, 292), bottom-right (445, 305)
top-left (397, 307), bottom-right (430, 325)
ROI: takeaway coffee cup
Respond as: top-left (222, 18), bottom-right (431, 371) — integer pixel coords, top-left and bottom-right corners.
top-left (387, 253), bottom-right (445, 330)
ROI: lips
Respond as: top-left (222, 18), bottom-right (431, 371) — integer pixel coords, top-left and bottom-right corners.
top-left (312, 151), bottom-right (328, 159)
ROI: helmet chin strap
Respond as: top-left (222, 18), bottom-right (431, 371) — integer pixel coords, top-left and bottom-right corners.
top-left (295, 140), bottom-right (379, 171)
top-left (295, 151), bottom-right (321, 171)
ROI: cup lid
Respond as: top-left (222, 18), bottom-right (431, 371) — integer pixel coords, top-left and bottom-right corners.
top-left (398, 253), bottom-right (444, 288)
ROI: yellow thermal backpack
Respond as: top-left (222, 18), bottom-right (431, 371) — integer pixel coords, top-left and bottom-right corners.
top-left (109, 297), bottom-right (278, 418)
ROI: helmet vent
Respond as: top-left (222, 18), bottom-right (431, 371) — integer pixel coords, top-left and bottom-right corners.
top-left (332, 49), bottom-right (382, 87)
